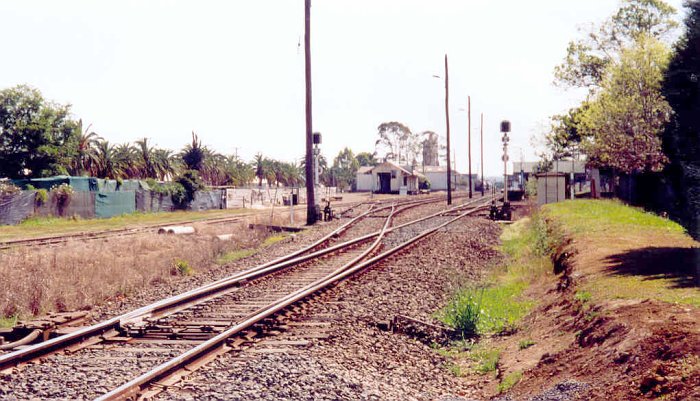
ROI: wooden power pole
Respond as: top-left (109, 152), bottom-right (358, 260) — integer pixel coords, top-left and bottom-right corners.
top-left (444, 54), bottom-right (452, 205)
top-left (468, 95), bottom-right (472, 198)
top-left (481, 112), bottom-right (485, 197)
top-left (304, 0), bottom-right (317, 225)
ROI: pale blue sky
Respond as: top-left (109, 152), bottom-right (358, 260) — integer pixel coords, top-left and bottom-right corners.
top-left (0, 0), bottom-right (686, 175)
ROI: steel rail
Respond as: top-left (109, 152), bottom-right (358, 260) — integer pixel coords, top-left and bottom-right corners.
top-left (97, 200), bottom-right (487, 401)
top-left (0, 195), bottom-right (447, 369)
top-left (96, 207), bottom-right (397, 401)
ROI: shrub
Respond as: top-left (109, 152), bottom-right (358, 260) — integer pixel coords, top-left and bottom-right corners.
top-left (51, 183), bottom-right (74, 207)
top-left (171, 259), bottom-right (194, 276)
top-left (442, 287), bottom-right (483, 338)
top-left (470, 347), bottom-right (501, 374)
top-left (35, 189), bottom-right (48, 205)
top-left (172, 170), bottom-right (204, 209)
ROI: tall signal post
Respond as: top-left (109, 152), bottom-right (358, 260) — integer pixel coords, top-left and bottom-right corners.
top-left (304, 0), bottom-right (317, 225)
top-left (500, 120), bottom-right (511, 204)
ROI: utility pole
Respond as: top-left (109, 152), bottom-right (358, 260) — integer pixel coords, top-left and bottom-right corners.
top-left (468, 96), bottom-right (472, 198)
top-left (444, 54), bottom-right (452, 205)
top-left (480, 112), bottom-right (485, 196)
top-left (304, 0), bottom-right (317, 225)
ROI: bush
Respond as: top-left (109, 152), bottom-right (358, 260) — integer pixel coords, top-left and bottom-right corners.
top-left (172, 170), bottom-right (204, 209)
top-left (35, 189), bottom-right (48, 205)
top-left (442, 287), bottom-right (483, 338)
top-left (171, 259), bottom-right (194, 276)
top-left (50, 183), bottom-right (73, 207)
top-left (525, 178), bottom-right (537, 198)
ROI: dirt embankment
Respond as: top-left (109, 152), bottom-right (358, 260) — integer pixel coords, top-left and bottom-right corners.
top-left (492, 201), bottom-right (699, 401)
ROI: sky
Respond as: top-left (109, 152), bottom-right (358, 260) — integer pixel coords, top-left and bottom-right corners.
top-left (0, 0), bottom-right (686, 176)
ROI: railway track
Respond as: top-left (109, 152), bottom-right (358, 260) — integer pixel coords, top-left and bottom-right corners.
top-left (0, 194), bottom-right (490, 400)
top-left (0, 193), bottom-right (453, 250)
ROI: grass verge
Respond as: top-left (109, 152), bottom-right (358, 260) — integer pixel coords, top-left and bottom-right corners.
top-left (542, 200), bottom-right (699, 307)
top-left (0, 208), bottom-right (249, 241)
top-left (439, 217), bottom-right (549, 336)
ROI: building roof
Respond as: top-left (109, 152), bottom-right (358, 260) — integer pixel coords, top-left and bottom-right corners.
top-left (357, 166), bottom-right (373, 174)
top-left (512, 160), bottom-right (586, 174)
top-left (366, 161), bottom-right (426, 178)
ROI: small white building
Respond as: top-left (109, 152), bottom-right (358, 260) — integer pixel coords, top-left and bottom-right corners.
top-left (419, 165), bottom-right (460, 191)
top-left (355, 161), bottom-right (422, 194)
top-left (355, 166), bottom-right (374, 192)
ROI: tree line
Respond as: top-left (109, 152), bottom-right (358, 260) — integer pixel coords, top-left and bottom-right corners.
top-left (0, 84), bottom-right (382, 192)
top-left (544, 0), bottom-right (700, 239)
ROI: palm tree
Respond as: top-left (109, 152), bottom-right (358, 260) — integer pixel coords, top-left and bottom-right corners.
top-left (71, 119), bottom-right (102, 176)
top-left (152, 148), bottom-right (179, 181)
top-left (134, 137), bottom-right (156, 178)
top-left (253, 153), bottom-right (266, 187)
top-left (181, 131), bottom-right (205, 172)
top-left (113, 143), bottom-right (138, 178)
top-left (95, 140), bottom-right (123, 179)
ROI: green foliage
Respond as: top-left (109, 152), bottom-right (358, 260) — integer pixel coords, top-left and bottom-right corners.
top-left (525, 178), bottom-right (537, 198)
top-left (331, 147), bottom-right (359, 191)
top-left (470, 347), bottom-right (501, 374)
top-left (0, 85), bottom-right (80, 178)
top-left (554, 0), bottom-right (677, 89)
top-left (376, 121), bottom-right (420, 164)
top-left (35, 189), bottom-right (48, 205)
top-left (446, 362), bottom-right (463, 377)
top-left (579, 35), bottom-right (671, 173)
top-left (171, 259), bottom-right (194, 276)
top-left (518, 339), bottom-right (536, 350)
top-left (441, 287), bottom-right (483, 337)
top-left (181, 131), bottom-right (205, 172)
top-left (541, 200), bottom-right (699, 307)
top-left (498, 370), bottom-right (523, 393)
top-left (216, 249), bottom-right (256, 265)
top-left (355, 151), bottom-right (378, 167)
top-left (542, 199), bottom-right (686, 235)
top-left (574, 290), bottom-right (592, 303)
top-left (662, 1), bottom-right (700, 240)
top-left (546, 104), bottom-right (589, 159)
top-left (50, 183), bottom-right (73, 206)
top-left (0, 315), bottom-right (18, 328)
top-left (262, 234), bottom-right (287, 247)
top-left (172, 170), bottom-right (204, 209)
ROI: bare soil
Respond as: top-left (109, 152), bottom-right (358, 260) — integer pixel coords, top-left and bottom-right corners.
top-left (479, 204), bottom-right (700, 401)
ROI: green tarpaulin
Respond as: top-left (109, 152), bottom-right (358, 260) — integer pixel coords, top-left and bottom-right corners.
top-left (94, 192), bottom-right (135, 218)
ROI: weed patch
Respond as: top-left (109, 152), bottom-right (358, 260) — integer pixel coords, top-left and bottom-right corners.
top-left (470, 347), bottom-right (501, 374)
top-left (171, 259), bottom-right (194, 276)
top-left (518, 339), bottom-right (536, 350)
top-left (262, 234), bottom-right (287, 247)
top-left (498, 370), bottom-right (523, 393)
top-left (216, 249), bottom-right (256, 265)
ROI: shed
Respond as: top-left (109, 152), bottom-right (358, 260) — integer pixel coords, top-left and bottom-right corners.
top-left (367, 161), bottom-right (422, 194)
top-left (536, 172), bottom-right (568, 205)
top-left (355, 166), bottom-right (374, 192)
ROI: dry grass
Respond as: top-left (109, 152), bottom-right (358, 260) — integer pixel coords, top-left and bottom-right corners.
top-left (0, 220), bottom-right (271, 319)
